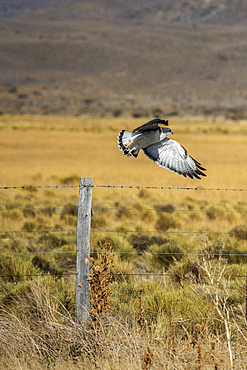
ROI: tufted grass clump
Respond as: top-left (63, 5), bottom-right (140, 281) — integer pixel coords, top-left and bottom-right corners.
top-left (155, 213), bottom-right (179, 231)
top-left (0, 255), bottom-right (39, 284)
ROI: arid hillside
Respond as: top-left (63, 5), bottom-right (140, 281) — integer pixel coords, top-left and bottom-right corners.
top-left (0, 0), bottom-right (247, 117)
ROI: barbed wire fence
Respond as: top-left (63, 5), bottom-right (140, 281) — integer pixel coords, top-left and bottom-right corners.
top-left (0, 178), bottom-right (247, 320)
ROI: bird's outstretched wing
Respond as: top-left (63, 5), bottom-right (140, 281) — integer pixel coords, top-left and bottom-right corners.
top-left (143, 138), bottom-right (206, 179)
top-left (133, 118), bottom-right (169, 133)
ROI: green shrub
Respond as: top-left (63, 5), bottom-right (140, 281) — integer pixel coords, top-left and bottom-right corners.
top-left (91, 214), bottom-right (107, 229)
top-left (112, 107), bottom-right (123, 117)
top-left (38, 233), bottom-right (68, 249)
top-left (129, 234), bottom-right (169, 252)
top-left (155, 213), bottom-right (179, 231)
top-left (60, 203), bottom-right (77, 219)
top-left (0, 256), bottom-right (38, 283)
top-left (3, 210), bottom-right (23, 221)
top-left (32, 255), bottom-right (64, 277)
top-left (21, 221), bottom-right (36, 232)
top-left (22, 204), bottom-right (36, 218)
top-left (59, 175), bottom-right (80, 185)
top-left (154, 203), bottom-right (175, 213)
top-left (144, 241), bottom-right (183, 271)
top-left (230, 224), bottom-right (247, 240)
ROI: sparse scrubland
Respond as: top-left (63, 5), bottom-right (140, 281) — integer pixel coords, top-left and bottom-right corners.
top-left (0, 116), bottom-right (247, 369)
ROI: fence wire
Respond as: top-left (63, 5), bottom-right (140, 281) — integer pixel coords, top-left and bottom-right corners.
top-left (0, 291), bottom-right (246, 300)
top-left (1, 184), bottom-right (247, 191)
top-left (0, 205), bottom-right (246, 213)
top-left (1, 229), bottom-right (247, 236)
top-left (1, 271), bottom-right (247, 278)
top-left (1, 250), bottom-right (247, 257)
top-left (1, 182), bottom-right (247, 308)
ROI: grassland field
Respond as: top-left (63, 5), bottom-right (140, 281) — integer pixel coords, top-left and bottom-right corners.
top-left (0, 114), bottom-right (247, 188)
top-left (0, 114), bottom-right (247, 369)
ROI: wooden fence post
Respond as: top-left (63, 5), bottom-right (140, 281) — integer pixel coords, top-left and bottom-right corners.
top-left (76, 178), bottom-right (92, 321)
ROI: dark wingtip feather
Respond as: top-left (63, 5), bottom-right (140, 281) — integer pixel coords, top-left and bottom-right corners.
top-left (194, 167), bottom-right (207, 179)
top-left (187, 173), bottom-right (194, 179)
top-left (196, 164), bottom-right (207, 171)
top-left (188, 156), bottom-right (207, 179)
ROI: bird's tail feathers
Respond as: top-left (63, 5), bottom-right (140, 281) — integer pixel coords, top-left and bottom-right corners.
top-left (117, 130), bottom-right (139, 158)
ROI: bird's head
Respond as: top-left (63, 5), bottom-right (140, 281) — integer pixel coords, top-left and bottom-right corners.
top-left (159, 127), bottom-right (173, 137)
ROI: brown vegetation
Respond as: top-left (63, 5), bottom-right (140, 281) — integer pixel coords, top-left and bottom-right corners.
top-left (0, 1), bottom-right (247, 117)
top-left (86, 242), bottom-right (114, 320)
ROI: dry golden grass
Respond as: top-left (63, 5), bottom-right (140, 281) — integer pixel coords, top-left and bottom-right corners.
top-left (0, 114), bottom-right (246, 264)
top-left (0, 115), bottom-right (246, 204)
top-left (1, 254), bottom-right (247, 370)
top-left (0, 115), bottom-right (247, 369)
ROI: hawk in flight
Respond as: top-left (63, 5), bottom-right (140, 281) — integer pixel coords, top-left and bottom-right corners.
top-left (117, 118), bottom-right (206, 179)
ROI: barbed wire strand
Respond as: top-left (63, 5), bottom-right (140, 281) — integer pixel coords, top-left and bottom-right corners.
top-left (92, 184), bottom-right (247, 192)
top-left (0, 273), bottom-right (76, 278)
top-left (1, 183), bottom-right (247, 311)
top-left (0, 229), bottom-right (246, 236)
top-left (94, 207), bottom-right (247, 213)
top-left (0, 292), bottom-right (246, 300)
top-left (110, 293), bottom-right (247, 299)
top-left (0, 206), bottom-right (78, 211)
top-left (0, 185), bottom-right (79, 190)
top-left (1, 206), bottom-right (246, 214)
top-left (1, 250), bottom-right (247, 257)
top-left (0, 251), bottom-right (77, 255)
top-left (1, 272), bottom-right (247, 278)
top-left (0, 292), bottom-right (75, 299)
top-left (1, 184), bottom-right (247, 191)
top-left (92, 230), bottom-right (247, 236)
top-left (0, 229), bottom-right (76, 234)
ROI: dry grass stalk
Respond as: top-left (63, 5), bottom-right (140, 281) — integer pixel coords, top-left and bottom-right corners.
top-left (87, 242), bottom-right (114, 320)
top-left (142, 347), bottom-right (153, 370)
top-left (137, 288), bottom-right (144, 334)
top-left (174, 272), bottom-right (184, 288)
top-left (210, 341), bottom-right (218, 370)
top-left (193, 324), bottom-right (203, 370)
top-left (0, 282), bottom-right (240, 370)
top-left (196, 341), bottom-right (203, 370)
top-left (199, 253), bottom-right (233, 369)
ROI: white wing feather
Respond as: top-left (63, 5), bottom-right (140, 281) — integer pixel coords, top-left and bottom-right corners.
top-left (143, 138), bottom-right (205, 179)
